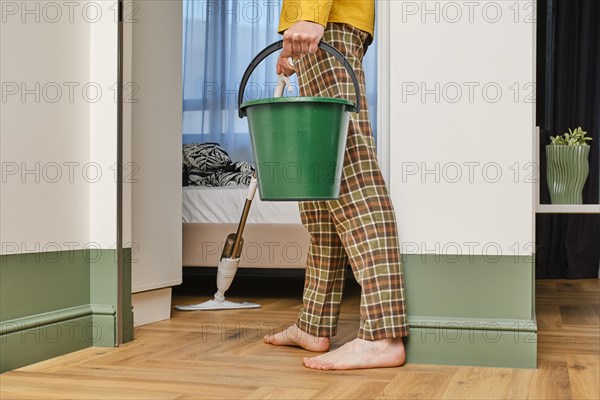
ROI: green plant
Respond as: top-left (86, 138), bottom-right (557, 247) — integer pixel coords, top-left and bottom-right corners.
top-left (550, 127), bottom-right (593, 146)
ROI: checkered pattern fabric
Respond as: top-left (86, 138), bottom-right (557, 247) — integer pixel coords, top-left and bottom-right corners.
top-left (294, 23), bottom-right (409, 340)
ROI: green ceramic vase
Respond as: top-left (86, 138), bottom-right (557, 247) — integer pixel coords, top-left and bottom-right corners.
top-left (546, 145), bottom-right (590, 204)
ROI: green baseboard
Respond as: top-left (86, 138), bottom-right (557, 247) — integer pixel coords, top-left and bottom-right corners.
top-left (1, 249), bottom-right (535, 370)
top-left (405, 316), bottom-right (537, 368)
top-left (0, 248), bottom-right (132, 373)
top-left (402, 254), bottom-right (537, 368)
top-left (0, 303), bottom-right (118, 372)
top-left (0, 315), bottom-right (92, 373)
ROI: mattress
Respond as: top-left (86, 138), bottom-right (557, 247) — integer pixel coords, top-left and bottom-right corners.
top-left (183, 186), bottom-right (302, 224)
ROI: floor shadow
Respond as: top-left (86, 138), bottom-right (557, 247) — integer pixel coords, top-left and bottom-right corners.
top-left (174, 266), bottom-right (361, 300)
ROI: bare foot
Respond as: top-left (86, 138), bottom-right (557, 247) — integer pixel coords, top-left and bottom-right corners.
top-left (302, 337), bottom-right (406, 370)
top-left (264, 324), bottom-right (330, 352)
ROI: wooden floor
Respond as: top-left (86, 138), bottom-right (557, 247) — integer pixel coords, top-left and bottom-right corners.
top-left (1, 277), bottom-right (598, 400)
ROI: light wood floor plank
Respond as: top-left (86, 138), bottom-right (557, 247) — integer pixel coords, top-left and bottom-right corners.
top-left (375, 370), bottom-right (455, 399)
top-left (506, 360), bottom-right (572, 399)
top-left (441, 367), bottom-right (514, 399)
top-left (566, 354), bottom-right (600, 400)
top-left (560, 305), bottom-right (600, 326)
top-left (536, 304), bottom-right (564, 329)
top-left (17, 347), bottom-right (112, 373)
top-left (23, 365), bottom-right (257, 399)
top-left (310, 379), bottom-right (389, 400)
top-left (0, 372), bottom-right (181, 400)
top-left (538, 330), bottom-right (600, 357)
top-left (244, 387), bottom-right (318, 400)
top-left (66, 357), bottom-right (334, 391)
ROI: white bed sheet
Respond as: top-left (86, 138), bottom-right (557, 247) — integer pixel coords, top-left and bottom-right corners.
top-left (183, 186), bottom-right (302, 224)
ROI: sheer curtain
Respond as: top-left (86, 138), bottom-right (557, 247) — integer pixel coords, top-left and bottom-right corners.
top-left (182, 0), bottom-right (378, 162)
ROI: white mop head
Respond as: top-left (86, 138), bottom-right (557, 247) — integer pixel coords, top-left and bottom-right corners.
top-left (174, 257), bottom-right (261, 311)
top-left (175, 299), bottom-right (261, 311)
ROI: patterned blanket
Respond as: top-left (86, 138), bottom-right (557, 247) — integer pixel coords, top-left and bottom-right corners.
top-left (183, 143), bottom-right (255, 187)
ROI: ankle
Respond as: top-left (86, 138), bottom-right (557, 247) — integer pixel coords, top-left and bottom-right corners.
top-left (294, 325), bottom-right (330, 342)
top-left (356, 337), bottom-right (405, 348)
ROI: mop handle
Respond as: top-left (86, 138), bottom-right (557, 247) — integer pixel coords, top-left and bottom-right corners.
top-left (246, 175), bottom-right (258, 200)
top-left (274, 74), bottom-right (285, 97)
top-left (230, 173), bottom-right (258, 258)
top-left (274, 61), bottom-right (293, 98)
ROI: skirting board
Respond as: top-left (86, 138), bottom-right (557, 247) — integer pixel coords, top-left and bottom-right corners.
top-left (0, 304), bottom-right (116, 373)
top-left (0, 248), bottom-right (132, 372)
top-left (401, 254), bottom-right (537, 368)
top-left (405, 316), bottom-right (537, 368)
top-left (132, 287), bottom-right (172, 327)
top-left (0, 316), bottom-right (92, 373)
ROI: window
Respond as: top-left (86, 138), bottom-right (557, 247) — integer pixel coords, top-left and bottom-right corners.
top-left (182, 0), bottom-right (377, 162)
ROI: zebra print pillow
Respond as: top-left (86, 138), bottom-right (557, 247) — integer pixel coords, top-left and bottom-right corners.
top-left (183, 143), bottom-right (255, 187)
top-left (183, 142), bottom-right (232, 171)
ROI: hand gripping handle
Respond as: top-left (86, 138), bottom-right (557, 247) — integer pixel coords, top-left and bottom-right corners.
top-left (237, 40), bottom-right (362, 118)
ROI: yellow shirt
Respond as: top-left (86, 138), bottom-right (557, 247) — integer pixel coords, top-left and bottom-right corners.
top-left (278, 0), bottom-right (375, 38)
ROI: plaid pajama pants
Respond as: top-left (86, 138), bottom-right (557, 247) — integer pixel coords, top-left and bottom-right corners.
top-left (294, 23), bottom-right (409, 340)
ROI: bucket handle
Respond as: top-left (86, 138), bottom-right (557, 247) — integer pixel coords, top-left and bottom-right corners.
top-left (238, 40), bottom-right (362, 118)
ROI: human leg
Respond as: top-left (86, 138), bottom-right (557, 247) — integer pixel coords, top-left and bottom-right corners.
top-left (299, 23), bottom-right (408, 369)
top-left (264, 200), bottom-right (348, 350)
top-left (298, 22), bottom-right (409, 341)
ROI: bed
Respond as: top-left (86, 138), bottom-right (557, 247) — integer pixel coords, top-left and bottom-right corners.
top-left (182, 157), bottom-right (310, 269)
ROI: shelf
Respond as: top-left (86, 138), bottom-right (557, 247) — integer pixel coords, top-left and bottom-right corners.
top-left (536, 204), bottom-right (600, 214)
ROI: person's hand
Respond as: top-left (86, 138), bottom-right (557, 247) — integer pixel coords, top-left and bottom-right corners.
top-left (281, 21), bottom-right (324, 58)
top-left (276, 55), bottom-right (295, 76)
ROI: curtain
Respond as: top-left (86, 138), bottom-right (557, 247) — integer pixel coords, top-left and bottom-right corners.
top-left (182, 0), bottom-right (378, 162)
top-left (535, 0), bottom-right (600, 278)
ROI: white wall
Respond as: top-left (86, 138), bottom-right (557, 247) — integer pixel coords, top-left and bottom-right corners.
top-left (388, 0), bottom-right (536, 256)
top-left (1, 1), bottom-right (119, 254)
top-left (1, 2), bottom-right (93, 253)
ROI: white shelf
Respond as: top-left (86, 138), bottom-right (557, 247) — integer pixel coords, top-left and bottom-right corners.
top-left (536, 204), bottom-right (600, 214)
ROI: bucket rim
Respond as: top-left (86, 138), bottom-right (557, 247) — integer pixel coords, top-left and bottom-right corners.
top-left (240, 96), bottom-right (355, 114)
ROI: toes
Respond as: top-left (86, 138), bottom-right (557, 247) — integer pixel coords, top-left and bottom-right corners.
top-left (303, 355), bottom-right (330, 370)
top-left (302, 357), bottom-right (313, 367)
top-left (320, 362), bottom-right (335, 370)
top-left (304, 362), bottom-right (321, 370)
top-left (302, 357), bottom-right (319, 369)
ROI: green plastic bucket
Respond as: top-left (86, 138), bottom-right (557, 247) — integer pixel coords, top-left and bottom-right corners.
top-left (238, 41), bottom-right (362, 201)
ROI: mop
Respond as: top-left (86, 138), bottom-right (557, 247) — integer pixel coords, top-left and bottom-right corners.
top-left (175, 74), bottom-right (292, 311)
top-left (174, 173), bottom-right (261, 311)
